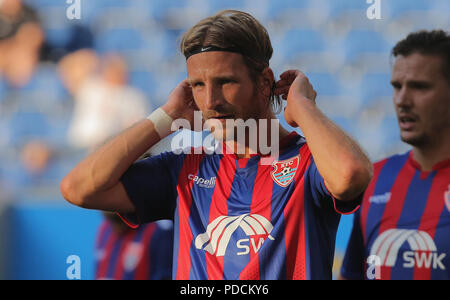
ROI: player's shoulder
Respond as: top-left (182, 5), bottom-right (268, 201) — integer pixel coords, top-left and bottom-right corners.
top-left (373, 151), bottom-right (411, 169)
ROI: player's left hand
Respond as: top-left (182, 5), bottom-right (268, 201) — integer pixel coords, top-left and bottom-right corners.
top-left (274, 70), bottom-right (317, 127)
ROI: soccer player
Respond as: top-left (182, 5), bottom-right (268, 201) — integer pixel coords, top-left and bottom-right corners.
top-left (95, 213), bottom-right (173, 280)
top-left (61, 10), bottom-right (372, 280)
top-left (340, 30), bottom-right (450, 280)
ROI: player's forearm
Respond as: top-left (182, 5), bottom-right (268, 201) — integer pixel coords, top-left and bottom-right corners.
top-left (61, 119), bottom-right (162, 206)
top-left (292, 100), bottom-right (373, 201)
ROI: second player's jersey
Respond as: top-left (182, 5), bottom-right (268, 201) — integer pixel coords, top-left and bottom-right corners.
top-left (95, 220), bottom-right (173, 280)
top-left (341, 151), bottom-right (450, 280)
top-left (120, 132), bottom-right (360, 280)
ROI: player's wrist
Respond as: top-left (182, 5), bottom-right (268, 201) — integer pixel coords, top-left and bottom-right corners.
top-left (147, 107), bottom-right (174, 138)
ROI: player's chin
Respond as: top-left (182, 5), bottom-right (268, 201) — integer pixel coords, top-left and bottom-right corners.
top-left (400, 130), bottom-right (427, 147)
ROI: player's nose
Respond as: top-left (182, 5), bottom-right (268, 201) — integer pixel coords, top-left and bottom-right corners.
top-left (205, 84), bottom-right (225, 110)
top-left (394, 86), bottom-right (413, 108)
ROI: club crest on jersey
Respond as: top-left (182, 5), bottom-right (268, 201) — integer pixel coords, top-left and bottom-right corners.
top-left (445, 185), bottom-right (450, 212)
top-left (271, 156), bottom-right (300, 187)
top-left (123, 243), bottom-right (143, 272)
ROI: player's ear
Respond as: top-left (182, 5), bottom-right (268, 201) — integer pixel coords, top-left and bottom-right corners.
top-left (260, 67), bottom-right (274, 98)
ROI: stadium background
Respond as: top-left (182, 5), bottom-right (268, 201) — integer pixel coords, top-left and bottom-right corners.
top-left (0, 0), bottom-right (448, 279)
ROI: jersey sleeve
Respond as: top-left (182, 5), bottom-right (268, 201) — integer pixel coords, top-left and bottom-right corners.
top-left (340, 209), bottom-right (366, 280)
top-left (306, 157), bottom-right (361, 214)
top-left (119, 151), bottom-right (185, 226)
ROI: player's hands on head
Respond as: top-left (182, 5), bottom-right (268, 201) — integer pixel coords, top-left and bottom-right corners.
top-left (162, 79), bottom-right (198, 126)
top-left (275, 70), bottom-right (317, 127)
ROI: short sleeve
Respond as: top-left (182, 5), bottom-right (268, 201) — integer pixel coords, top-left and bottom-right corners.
top-left (340, 209), bottom-right (366, 280)
top-left (119, 151), bottom-right (185, 226)
top-left (306, 157), bottom-right (361, 214)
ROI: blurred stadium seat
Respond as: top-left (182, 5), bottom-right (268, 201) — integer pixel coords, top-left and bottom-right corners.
top-left (359, 73), bottom-right (393, 106)
top-left (307, 73), bottom-right (342, 96)
top-left (280, 29), bottom-right (327, 61)
top-left (343, 30), bottom-right (391, 62)
top-left (387, 0), bottom-right (432, 18)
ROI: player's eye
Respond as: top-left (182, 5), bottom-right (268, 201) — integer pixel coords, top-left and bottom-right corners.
top-left (192, 81), bottom-right (204, 88)
top-left (391, 82), bottom-right (401, 90)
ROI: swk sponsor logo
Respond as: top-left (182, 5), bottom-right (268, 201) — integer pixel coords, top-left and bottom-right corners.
top-left (370, 229), bottom-right (446, 271)
top-left (195, 214), bottom-right (275, 257)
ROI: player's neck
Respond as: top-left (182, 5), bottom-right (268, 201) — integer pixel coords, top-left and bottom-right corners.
top-left (412, 135), bottom-right (450, 171)
top-left (225, 118), bottom-right (290, 159)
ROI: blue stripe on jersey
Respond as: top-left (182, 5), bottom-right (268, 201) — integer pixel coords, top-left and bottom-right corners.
top-left (188, 154), bottom-right (222, 279)
top-left (122, 225), bottom-right (146, 280)
top-left (365, 152), bottom-right (410, 242)
top-left (106, 235), bottom-right (124, 279)
top-left (431, 207), bottom-right (450, 280)
top-left (172, 204), bottom-right (180, 279)
top-left (390, 170), bottom-right (435, 279)
top-left (95, 224), bottom-right (112, 275)
top-left (221, 159), bottom-right (257, 279)
top-left (149, 225), bottom-right (174, 280)
top-left (258, 148), bottom-right (300, 279)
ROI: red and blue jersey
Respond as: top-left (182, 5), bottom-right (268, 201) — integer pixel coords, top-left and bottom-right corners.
top-left (341, 151), bottom-right (450, 280)
top-left (120, 132), bottom-right (360, 279)
top-left (95, 220), bottom-right (173, 280)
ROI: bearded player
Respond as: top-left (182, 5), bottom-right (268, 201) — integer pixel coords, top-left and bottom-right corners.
top-left (61, 10), bottom-right (372, 280)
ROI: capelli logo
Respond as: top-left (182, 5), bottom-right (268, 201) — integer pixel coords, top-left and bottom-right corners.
top-left (188, 174), bottom-right (216, 188)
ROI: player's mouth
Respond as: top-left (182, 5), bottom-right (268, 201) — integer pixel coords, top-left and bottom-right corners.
top-left (398, 114), bottom-right (418, 130)
top-left (210, 115), bottom-right (234, 122)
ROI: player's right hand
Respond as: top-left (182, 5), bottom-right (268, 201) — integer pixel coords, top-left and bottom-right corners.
top-left (162, 79), bottom-right (198, 126)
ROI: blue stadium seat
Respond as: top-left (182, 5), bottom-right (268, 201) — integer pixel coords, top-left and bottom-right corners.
top-left (95, 28), bottom-right (147, 53)
top-left (209, 0), bottom-right (246, 13)
top-left (359, 73), bottom-right (393, 105)
top-left (148, 0), bottom-right (187, 21)
top-left (344, 30), bottom-right (390, 61)
top-left (307, 73), bottom-right (341, 96)
top-left (280, 29), bottom-right (326, 60)
top-left (380, 116), bottom-right (401, 144)
top-left (387, 0), bottom-right (432, 18)
top-left (327, 0), bottom-right (372, 18)
top-left (267, 0), bottom-right (310, 19)
top-left (128, 71), bottom-right (157, 98)
top-left (8, 112), bottom-right (51, 145)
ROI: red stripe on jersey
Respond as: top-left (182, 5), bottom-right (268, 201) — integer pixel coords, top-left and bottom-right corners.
top-left (96, 230), bottom-right (118, 279)
top-left (206, 155), bottom-right (236, 280)
top-left (284, 145), bottom-right (312, 280)
top-left (134, 223), bottom-right (157, 280)
top-left (176, 154), bottom-right (205, 280)
top-left (96, 221), bottom-right (110, 249)
top-left (378, 160), bottom-right (415, 280)
top-left (239, 161), bottom-right (274, 280)
top-left (114, 230), bottom-right (137, 279)
top-left (414, 167), bottom-right (450, 280)
top-left (361, 159), bottom-right (389, 243)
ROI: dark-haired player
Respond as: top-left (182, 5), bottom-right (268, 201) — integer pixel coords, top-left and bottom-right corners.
top-left (340, 30), bottom-right (450, 280)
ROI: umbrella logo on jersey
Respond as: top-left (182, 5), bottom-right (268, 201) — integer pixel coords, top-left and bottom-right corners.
top-left (194, 214), bottom-right (275, 257)
top-left (445, 185), bottom-right (450, 213)
top-left (271, 156), bottom-right (300, 187)
top-left (369, 229), bottom-right (446, 272)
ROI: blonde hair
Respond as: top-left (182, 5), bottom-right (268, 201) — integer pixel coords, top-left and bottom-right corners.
top-left (180, 10), bottom-right (281, 113)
